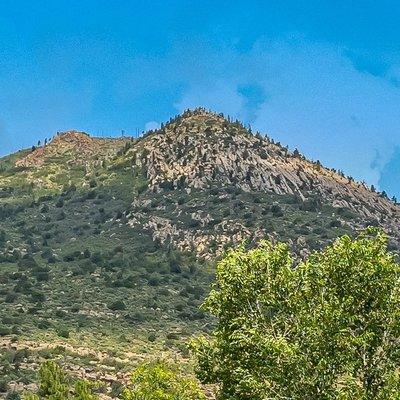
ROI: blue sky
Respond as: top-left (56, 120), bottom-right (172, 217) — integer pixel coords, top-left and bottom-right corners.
top-left (1, 1), bottom-right (400, 197)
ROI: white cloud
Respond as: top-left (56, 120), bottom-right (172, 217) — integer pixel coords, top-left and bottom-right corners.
top-left (170, 37), bottom-right (400, 190)
top-left (115, 36), bottom-right (400, 195)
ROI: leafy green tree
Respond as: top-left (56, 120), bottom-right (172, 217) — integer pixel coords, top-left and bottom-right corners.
top-left (23, 361), bottom-right (98, 400)
top-left (122, 360), bottom-right (206, 400)
top-left (191, 229), bottom-right (400, 399)
top-left (38, 361), bottom-right (69, 399)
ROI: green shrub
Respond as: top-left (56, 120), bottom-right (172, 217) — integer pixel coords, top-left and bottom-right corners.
top-left (0, 325), bottom-right (11, 336)
top-left (73, 380), bottom-right (98, 400)
top-left (148, 273), bottom-right (161, 286)
top-left (121, 360), bottom-right (206, 400)
top-left (89, 179), bottom-right (97, 188)
top-left (37, 320), bottom-right (51, 330)
top-left (55, 199), bottom-right (64, 208)
top-left (56, 211), bottom-right (66, 220)
top-left (86, 190), bottom-right (97, 200)
top-left (0, 378), bottom-right (8, 392)
top-left (34, 270), bottom-right (50, 282)
top-left (40, 204), bottom-right (49, 213)
top-left (56, 327), bottom-right (70, 339)
top-left (110, 381), bottom-right (124, 398)
top-left (166, 332), bottom-right (179, 340)
top-left (6, 392), bottom-right (20, 400)
top-left (270, 203), bottom-right (283, 216)
top-left (23, 361), bottom-right (98, 400)
top-left (147, 333), bottom-right (156, 342)
top-left (38, 360), bottom-right (69, 398)
top-left (30, 291), bottom-right (46, 303)
top-left (108, 300), bottom-right (126, 311)
top-left (5, 292), bottom-right (17, 303)
top-left (329, 219), bottom-right (342, 228)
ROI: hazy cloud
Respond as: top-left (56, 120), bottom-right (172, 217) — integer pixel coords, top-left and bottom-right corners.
top-left (168, 37), bottom-right (400, 196)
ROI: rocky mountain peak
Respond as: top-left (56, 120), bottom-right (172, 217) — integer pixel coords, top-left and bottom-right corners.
top-left (129, 110), bottom-right (399, 234)
top-left (7, 109), bottom-right (400, 259)
top-left (152, 108), bottom-right (243, 141)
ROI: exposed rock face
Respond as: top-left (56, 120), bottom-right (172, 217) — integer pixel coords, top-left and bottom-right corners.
top-left (130, 109), bottom-right (400, 238)
top-left (16, 130), bottom-right (130, 168)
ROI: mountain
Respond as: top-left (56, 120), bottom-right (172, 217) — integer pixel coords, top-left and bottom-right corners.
top-left (124, 108), bottom-right (400, 257)
top-left (0, 108), bottom-right (398, 396)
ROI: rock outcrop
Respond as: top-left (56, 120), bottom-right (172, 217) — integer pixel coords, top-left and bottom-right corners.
top-left (128, 109), bottom-right (400, 240)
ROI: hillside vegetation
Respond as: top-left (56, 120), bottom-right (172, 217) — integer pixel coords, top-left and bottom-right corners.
top-left (15, 230), bottom-right (400, 400)
top-left (0, 109), bottom-right (399, 398)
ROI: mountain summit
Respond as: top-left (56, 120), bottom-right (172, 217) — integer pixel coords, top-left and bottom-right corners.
top-left (135, 109), bottom-right (391, 210)
top-left (120, 109), bottom-right (399, 254)
top-left (3, 108), bottom-right (399, 259)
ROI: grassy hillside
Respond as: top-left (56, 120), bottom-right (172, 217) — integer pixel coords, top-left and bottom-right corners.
top-left (0, 110), bottom-right (398, 398)
top-left (0, 146), bottom-right (214, 395)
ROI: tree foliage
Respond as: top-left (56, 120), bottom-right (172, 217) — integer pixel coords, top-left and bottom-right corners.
top-left (122, 360), bottom-right (206, 400)
top-left (24, 360), bottom-right (205, 400)
top-left (23, 361), bottom-right (98, 400)
top-left (191, 229), bottom-right (400, 399)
